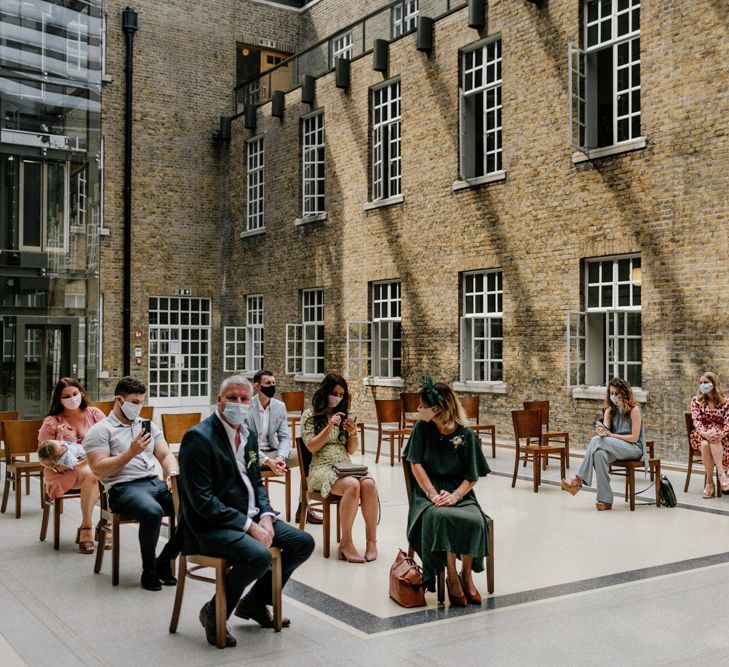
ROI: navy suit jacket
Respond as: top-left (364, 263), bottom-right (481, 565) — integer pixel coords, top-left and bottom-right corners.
top-left (177, 413), bottom-right (274, 556)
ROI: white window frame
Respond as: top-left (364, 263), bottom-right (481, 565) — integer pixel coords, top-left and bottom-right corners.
top-left (371, 280), bottom-right (402, 379)
top-left (148, 297), bottom-right (212, 407)
top-left (460, 270), bottom-right (503, 383)
top-left (331, 31), bottom-right (353, 67)
top-left (371, 80), bottom-right (401, 202)
top-left (246, 137), bottom-right (265, 232)
top-left (392, 0), bottom-right (419, 38)
top-left (460, 38), bottom-right (502, 180)
top-left (302, 112), bottom-right (325, 217)
top-left (66, 18), bottom-right (88, 76)
top-left (223, 326), bottom-right (247, 373)
top-left (18, 160), bottom-right (70, 253)
top-left (570, 0), bottom-right (641, 152)
top-left (246, 295), bottom-right (264, 373)
top-left (287, 288), bottom-right (325, 377)
top-left (567, 254), bottom-right (642, 390)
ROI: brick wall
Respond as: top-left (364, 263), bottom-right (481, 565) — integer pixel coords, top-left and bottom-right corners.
top-left (222, 0), bottom-right (729, 462)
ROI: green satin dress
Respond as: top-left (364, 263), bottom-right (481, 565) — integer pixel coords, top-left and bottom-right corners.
top-left (404, 420), bottom-right (491, 591)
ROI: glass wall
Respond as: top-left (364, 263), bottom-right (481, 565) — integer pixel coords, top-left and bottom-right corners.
top-left (0, 0), bottom-right (102, 416)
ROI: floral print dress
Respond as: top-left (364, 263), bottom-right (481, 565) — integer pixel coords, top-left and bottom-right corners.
top-left (300, 408), bottom-right (352, 499)
top-left (690, 396), bottom-right (729, 469)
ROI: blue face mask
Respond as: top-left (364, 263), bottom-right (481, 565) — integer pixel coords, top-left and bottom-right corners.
top-left (700, 382), bottom-right (714, 395)
top-left (222, 402), bottom-right (249, 426)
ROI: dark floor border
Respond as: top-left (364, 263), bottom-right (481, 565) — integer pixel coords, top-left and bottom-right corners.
top-left (287, 550), bottom-right (729, 635)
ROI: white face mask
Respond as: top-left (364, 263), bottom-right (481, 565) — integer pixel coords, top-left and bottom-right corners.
top-left (222, 401), bottom-right (249, 426)
top-left (328, 394), bottom-right (343, 409)
top-left (609, 393), bottom-right (620, 406)
top-left (61, 394), bottom-right (83, 411)
top-left (119, 398), bottom-right (142, 421)
top-left (700, 382), bottom-right (714, 395)
top-left (418, 406), bottom-right (437, 422)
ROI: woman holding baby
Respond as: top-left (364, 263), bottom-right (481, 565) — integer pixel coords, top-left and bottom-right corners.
top-left (37, 378), bottom-right (107, 553)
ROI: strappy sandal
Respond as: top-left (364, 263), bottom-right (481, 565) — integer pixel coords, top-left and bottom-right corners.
top-left (76, 526), bottom-right (95, 554)
top-left (560, 477), bottom-right (583, 496)
top-left (719, 474), bottom-right (729, 493)
top-left (703, 483), bottom-right (715, 499)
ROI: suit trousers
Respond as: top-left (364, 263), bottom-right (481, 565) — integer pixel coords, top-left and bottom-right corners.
top-left (576, 436), bottom-right (642, 504)
top-left (207, 520), bottom-right (314, 618)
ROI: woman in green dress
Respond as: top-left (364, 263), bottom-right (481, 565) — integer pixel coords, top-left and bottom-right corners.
top-left (301, 373), bottom-right (379, 563)
top-left (403, 378), bottom-right (491, 606)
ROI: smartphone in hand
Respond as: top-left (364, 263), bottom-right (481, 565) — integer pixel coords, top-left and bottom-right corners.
top-left (141, 419), bottom-right (152, 437)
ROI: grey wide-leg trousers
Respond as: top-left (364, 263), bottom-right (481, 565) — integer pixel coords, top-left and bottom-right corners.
top-left (576, 436), bottom-right (642, 504)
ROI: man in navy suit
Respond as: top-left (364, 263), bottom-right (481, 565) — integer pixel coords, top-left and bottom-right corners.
top-left (178, 375), bottom-right (314, 647)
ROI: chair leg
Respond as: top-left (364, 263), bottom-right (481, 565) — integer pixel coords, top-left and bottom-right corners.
top-left (1, 472), bottom-right (9, 513)
top-left (684, 453), bottom-right (693, 493)
top-left (271, 551), bottom-right (283, 632)
top-left (628, 470), bottom-right (636, 511)
top-left (323, 502), bottom-right (331, 558)
top-left (298, 495), bottom-right (307, 531)
top-left (487, 520), bottom-right (494, 595)
top-left (214, 562), bottom-right (227, 649)
top-left (94, 520), bottom-right (106, 573)
top-left (389, 433), bottom-right (394, 467)
top-left (565, 434), bottom-right (570, 469)
top-left (336, 503), bottom-right (341, 543)
top-left (437, 569), bottom-right (445, 604)
top-left (40, 501), bottom-right (50, 542)
top-left (532, 455), bottom-right (539, 493)
top-left (359, 423), bottom-right (365, 455)
top-left (54, 498), bottom-right (62, 550)
top-left (716, 469), bottom-right (723, 498)
top-left (15, 471), bottom-right (22, 518)
top-left (375, 431), bottom-right (382, 464)
top-left (285, 470), bottom-right (291, 523)
top-left (511, 448), bottom-right (520, 488)
top-left (655, 462), bottom-right (661, 507)
top-left (169, 555), bottom-right (187, 633)
top-left (112, 517), bottom-right (120, 585)
top-left (560, 451), bottom-right (566, 481)
top-left (490, 426), bottom-right (496, 459)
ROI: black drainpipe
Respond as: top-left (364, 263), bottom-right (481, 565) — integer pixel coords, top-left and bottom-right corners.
top-left (121, 7), bottom-right (138, 376)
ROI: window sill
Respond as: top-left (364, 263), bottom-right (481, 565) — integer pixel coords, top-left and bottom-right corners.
top-left (363, 376), bottom-right (405, 388)
top-left (99, 228), bottom-right (111, 237)
top-left (240, 228), bottom-right (266, 239)
top-left (572, 137), bottom-right (647, 164)
top-left (453, 381), bottom-right (507, 395)
top-left (363, 194), bottom-right (404, 211)
top-left (571, 386), bottom-right (648, 403)
top-left (294, 373), bottom-right (325, 383)
top-left (101, 74), bottom-right (113, 84)
top-left (452, 171), bottom-right (507, 192)
top-left (294, 213), bottom-right (327, 226)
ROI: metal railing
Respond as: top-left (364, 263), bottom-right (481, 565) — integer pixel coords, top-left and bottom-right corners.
top-left (234, 0), bottom-right (468, 114)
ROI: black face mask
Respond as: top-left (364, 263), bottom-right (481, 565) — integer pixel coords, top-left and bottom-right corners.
top-left (260, 385), bottom-right (276, 399)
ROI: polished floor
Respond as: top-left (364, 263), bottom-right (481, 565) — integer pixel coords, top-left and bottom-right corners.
top-left (1, 431), bottom-right (727, 666)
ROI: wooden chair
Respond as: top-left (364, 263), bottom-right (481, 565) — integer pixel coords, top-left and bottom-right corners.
top-left (523, 400), bottom-right (570, 469)
top-left (296, 437), bottom-right (343, 558)
top-left (683, 412), bottom-right (721, 495)
top-left (1, 419), bottom-right (45, 518)
top-left (511, 409), bottom-right (566, 493)
top-left (261, 467), bottom-right (292, 522)
top-left (161, 413), bottom-right (202, 446)
top-left (459, 396), bottom-right (497, 459)
top-left (609, 441), bottom-right (661, 511)
top-left (280, 391), bottom-right (305, 446)
top-left (88, 400), bottom-right (114, 415)
top-left (0, 411), bottom-right (20, 478)
top-left (402, 460), bottom-right (494, 601)
top-left (374, 399), bottom-right (411, 466)
top-left (168, 478), bottom-right (283, 645)
top-left (93, 480), bottom-right (175, 585)
top-left (140, 406), bottom-right (154, 420)
top-left (400, 392), bottom-right (421, 428)
top-left (39, 474), bottom-right (82, 550)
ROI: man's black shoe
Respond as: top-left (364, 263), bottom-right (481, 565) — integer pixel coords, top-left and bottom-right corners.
top-left (295, 507), bottom-right (323, 525)
top-left (234, 600), bottom-right (290, 628)
top-left (140, 570), bottom-right (162, 591)
top-left (199, 606), bottom-right (237, 648)
top-left (156, 557), bottom-right (177, 586)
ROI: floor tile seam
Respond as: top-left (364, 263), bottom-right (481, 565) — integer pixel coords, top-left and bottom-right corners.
top-left (285, 549), bottom-right (729, 636)
top-left (0, 569), bottom-right (104, 666)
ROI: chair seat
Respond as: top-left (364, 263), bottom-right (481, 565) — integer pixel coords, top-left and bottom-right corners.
top-left (522, 444), bottom-right (565, 453)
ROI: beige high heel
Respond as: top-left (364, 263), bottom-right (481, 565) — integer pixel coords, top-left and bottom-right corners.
top-left (364, 540), bottom-right (377, 562)
top-left (338, 544), bottom-right (365, 563)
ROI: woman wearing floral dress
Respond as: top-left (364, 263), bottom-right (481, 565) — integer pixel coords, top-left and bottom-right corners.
top-left (403, 378), bottom-right (491, 606)
top-left (301, 373), bottom-right (379, 563)
top-left (690, 372), bottom-right (729, 498)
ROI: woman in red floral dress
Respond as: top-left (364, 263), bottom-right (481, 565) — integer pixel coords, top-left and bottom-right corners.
top-left (690, 371), bottom-right (729, 498)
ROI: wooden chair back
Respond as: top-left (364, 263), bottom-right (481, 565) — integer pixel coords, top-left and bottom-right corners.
top-left (511, 409), bottom-right (543, 446)
top-left (375, 399), bottom-right (401, 427)
top-left (684, 412), bottom-right (694, 438)
top-left (0, 411), bottom-right (20, 445)
top-left (140, 406), bottom-right (154, 420)
top-left (3, 420), bottom-right (44, 459)
top-left (281, 391), bottom-right (305, 414)
top-left (88, 400), bottom-right (114, 415)
top-left (400, 392), bottom-right (420, 425)
top-left (161, 412), bottom-right (202, 445)
top-left (459, 396), bottom-right (480, 423)
top-left (296, 437), bottom-right (313, 491)
top-left (523, 400), bottom-right (550, 430)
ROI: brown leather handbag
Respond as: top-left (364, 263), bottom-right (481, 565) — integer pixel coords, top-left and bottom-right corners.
top-left (389, 549), bottom-right (426, 608)
top-left (332, 463), bottom-right (369, 477)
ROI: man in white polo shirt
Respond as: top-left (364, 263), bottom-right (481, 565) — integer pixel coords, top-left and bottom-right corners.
top-left (84, 376), bottom-right (180, 591)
